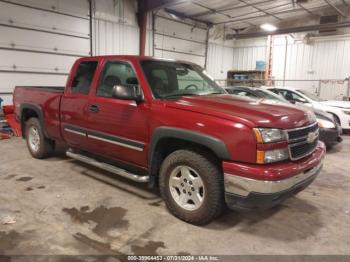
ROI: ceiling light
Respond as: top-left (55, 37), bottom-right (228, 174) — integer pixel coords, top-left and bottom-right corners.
top-left (260, 23), bottom-right (278, 32)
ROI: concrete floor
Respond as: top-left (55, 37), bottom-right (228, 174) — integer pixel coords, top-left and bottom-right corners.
top-left (0, 136), bottom-right (349, 256)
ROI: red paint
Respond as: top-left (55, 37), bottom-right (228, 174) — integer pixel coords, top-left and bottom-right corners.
top-left (13, 55), bottom-right (325, 180)
top-left (223, 141), bottom-right (325, 181)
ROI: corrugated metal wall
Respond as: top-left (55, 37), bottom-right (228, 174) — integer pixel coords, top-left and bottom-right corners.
top-left (228, 35), bottom-right (350, 99)
top-left (231, 38), bottom-right (268, 72)
top-left (272, 35), bottom-right (350, 99)
top-left (206, 43), bottom-right (234, 80)
top-left (92, 0), bottom-right (153, 57)
top-left (153, 14), bottom-right (208, 67)
top-left (0, 0), bottom-right (90, 105)
top-left (0, 0), bottom-right (151, 105)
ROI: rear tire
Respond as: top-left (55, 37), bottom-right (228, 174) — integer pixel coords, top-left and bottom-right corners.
top-left (159, 149), bottom-right (224, 225)
top-left (25, 118), bottom-right (54, 159)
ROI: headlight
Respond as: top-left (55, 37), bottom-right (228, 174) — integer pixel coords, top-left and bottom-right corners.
top-left (254, 128), bottom-right (286, 143)
top-left (317, 118), bottom-right (335, 129)
top-left (343, 111), bottom-right (350, 116)
top-left (257, 148), bottom-right (289, 164)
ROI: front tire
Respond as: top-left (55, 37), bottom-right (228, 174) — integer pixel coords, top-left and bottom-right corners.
top-left (159, 150), bottom-right (224, 225)
top-left (25, 118), bottom-right (54, 159)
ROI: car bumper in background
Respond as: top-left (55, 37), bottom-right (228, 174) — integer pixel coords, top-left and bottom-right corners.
top-left (319, 126), bottom-right (342, 147)
top-left (222, 142), bottom-right (325, 211)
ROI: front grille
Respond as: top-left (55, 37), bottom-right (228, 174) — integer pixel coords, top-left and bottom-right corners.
top-left (287, 122), bottom-right (318, 141)
top-left (290, 140), bottom-right (318, 159)
top-left (287, 123), bottom-right (319, 160)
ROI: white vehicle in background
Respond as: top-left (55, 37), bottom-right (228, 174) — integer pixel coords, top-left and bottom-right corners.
top-left (265, 86), bottom-right (350, 131)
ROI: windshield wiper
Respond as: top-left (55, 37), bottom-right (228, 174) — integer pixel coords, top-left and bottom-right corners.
top-left (205, 92), bottom-right (224, 95)
top-left (161, 93), bottom-right (200, 99)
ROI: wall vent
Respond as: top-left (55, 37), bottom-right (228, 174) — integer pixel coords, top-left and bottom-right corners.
top-left (319, 15), bottom-right (338, 34)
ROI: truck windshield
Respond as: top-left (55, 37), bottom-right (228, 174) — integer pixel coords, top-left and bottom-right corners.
top-left (141, 60), bottom-right (226, 99)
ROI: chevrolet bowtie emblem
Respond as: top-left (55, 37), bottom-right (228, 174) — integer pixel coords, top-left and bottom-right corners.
top-left (307, 131), bottom-right (317, 144)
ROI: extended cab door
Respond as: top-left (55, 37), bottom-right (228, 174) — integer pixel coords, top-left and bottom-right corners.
top-left (60, 59), bottom-right (98, 150)
top-left (84, 59), bottom-right (149, 168)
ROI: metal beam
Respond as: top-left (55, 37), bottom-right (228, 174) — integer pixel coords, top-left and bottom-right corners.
top-left (226, 21), bottom-right (350, 39)
top-left (215, 4), bottom-right (329, 25)
top-left (190, 0), bottom-right (276, 18)
top-left (237, 0), bottom-right (283, 21)
top-left (89, 0), bottom-right (93, 56)
top-left (323, 0), bottom-right (347, 17)
top-left (164, 8), bottom-right (212, 26)
top-left (342, 0), bottom-right (350, 7)
top-left (140, 0), bottom-right (188, 13)
top-left (297, 3), bottom-right (317, 17)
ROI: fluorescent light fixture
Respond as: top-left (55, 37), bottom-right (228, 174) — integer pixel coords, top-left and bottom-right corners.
top-left (260, 23), bottom-right (278, 32)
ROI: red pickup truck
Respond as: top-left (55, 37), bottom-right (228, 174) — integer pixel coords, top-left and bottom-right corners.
top-left (14, 55), bottom-right (325, 225)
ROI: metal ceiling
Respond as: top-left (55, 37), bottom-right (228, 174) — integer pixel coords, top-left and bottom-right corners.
top-left (164, 0), bottom-right (350, 31)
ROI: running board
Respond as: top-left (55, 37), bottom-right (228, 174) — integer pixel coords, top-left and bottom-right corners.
top-left (66, 150), bottom-right (149, 183)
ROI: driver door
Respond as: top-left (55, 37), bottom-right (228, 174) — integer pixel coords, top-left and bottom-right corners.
top-left (85, 59), bottom-right (149, 168)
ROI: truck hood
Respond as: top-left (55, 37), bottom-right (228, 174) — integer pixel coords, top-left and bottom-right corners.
top-left (164, 94), bottom-right (315, 129)
top-left (320, 100), bottom-right (350, 109)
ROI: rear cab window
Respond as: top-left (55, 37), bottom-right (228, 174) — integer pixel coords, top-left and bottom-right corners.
top-left (71, 61), bottom-right (98, 95)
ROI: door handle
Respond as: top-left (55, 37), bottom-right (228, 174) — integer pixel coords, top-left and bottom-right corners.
top-left (89, 104), bottom-right (100, 113)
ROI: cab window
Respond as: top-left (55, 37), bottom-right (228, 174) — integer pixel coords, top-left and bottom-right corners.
top-left (71, 61), bottom-right (98, 95)
top-left (96, 61), bottom-right (139, 98)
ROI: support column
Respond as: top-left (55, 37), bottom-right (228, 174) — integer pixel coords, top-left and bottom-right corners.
top-left (137, 12), bottom-right (147, 56)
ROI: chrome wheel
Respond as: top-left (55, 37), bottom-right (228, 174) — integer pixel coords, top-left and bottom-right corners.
top-left (169, 165), bottom-right (205, 211)
top-left (28, 126), bottom-right (40, 153)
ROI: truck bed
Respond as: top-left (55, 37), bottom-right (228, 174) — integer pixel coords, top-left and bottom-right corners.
top-left (14, 86), bottom-right (64, 140)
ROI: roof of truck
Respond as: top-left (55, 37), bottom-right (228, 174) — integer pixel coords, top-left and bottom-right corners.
top-left (78, 55), bottom-right (194, 65)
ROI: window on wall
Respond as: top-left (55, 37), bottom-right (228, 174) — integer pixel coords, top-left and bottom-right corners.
top-left (71, 61), bottom-right (98, 95)
top-left (96, 61), bottom-right (139, 98)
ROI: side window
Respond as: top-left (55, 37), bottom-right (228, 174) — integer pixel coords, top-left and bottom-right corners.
top-left (231, 90), bottom-right (256, 98)
top-left (96, 61), bottom-right (139, 98)
top-left (71, 61), bottom-right (98, 95)
top-left (281, 90), bottom-right (303, 102)
top-left (148, 68), bottom-right (170, 98)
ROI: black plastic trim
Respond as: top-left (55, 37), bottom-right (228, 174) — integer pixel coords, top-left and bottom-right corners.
top-left (19, 103), bottom-right (48, 138)
top-left (63, 124), bottom-right (145, 150)
top-left (17, 86), bottom-right (64, 93)
top-left (63, 124), bottom-right (86, 135)
top-left (225, 174), bottom-right (317, 211)
top-left (148, 127), bottom-right (230, 187)
top-left (87, 130), bottom-right (145, 150)
top-left (149, 127), bottom-right (230, 160)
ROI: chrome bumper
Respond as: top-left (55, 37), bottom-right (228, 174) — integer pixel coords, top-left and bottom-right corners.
top-left (224, 161), bottom-right (323, 197)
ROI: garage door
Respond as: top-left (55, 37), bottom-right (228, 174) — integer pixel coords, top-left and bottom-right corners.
top-left (0, 0), bottom-right (91, 105)
top-left (153, 15), bottom-right (208, 68)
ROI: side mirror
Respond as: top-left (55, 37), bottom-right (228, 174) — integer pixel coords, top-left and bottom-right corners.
top-left (112, 85), bottom-right (143, 102)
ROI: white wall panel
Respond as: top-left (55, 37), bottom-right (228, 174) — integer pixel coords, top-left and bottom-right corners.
top-left (232, 45), bottom-right (267, 71)
top-left (228, 35), bottom-right (350, 99)
top-left (0, 0), bottom-right (90, 105)
top-left (154, 34), bottom-right (206, 56)
top-left (0, 1), bottom-right (90, 37)
top-left (93, 19), bottom-right (139, 56)
top-left (0, 50), bottom-right (77, 73)
top-left (8, 0), bottom-right (90, 17)
top-left (0, 74), bottom-right (68, 105)
top-left (206, 43), bottom-right (234, 81)
top-left (154, 15), bottom-right (207, 67)
top-left (154, 50), bottom-right (206, 67)
top-left (272, 35), bottom-right (350, 98)
top-left (0, 27), bottom-right (90, 56)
